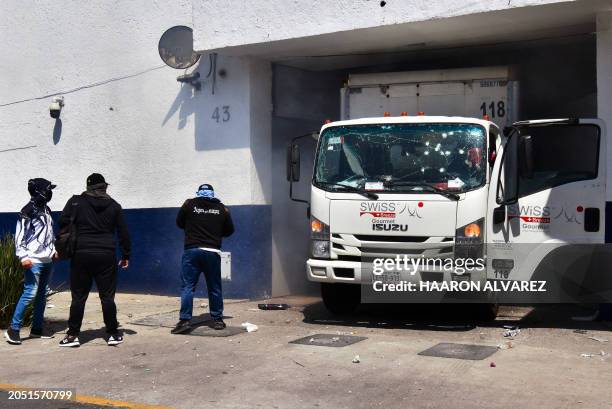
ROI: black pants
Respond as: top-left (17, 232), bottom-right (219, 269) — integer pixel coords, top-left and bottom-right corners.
top-left (68, 252), bottom-right (118, 336)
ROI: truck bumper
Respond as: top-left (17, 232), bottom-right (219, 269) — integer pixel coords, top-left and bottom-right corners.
top-left (307, 259), bottom-right (363, 283)
top-left (306, 259), bottom-right (485, 285)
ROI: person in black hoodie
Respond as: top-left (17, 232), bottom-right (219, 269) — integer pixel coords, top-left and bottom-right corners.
top-left (172, 184), bottom-right (234, 334)
top-left (58, 173), bottom-right (130, 347)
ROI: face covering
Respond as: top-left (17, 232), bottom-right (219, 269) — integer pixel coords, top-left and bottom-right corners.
top-left (196, 188), bottom-right (215, 199)
top-left (28, 179), bottom-right (54, 206)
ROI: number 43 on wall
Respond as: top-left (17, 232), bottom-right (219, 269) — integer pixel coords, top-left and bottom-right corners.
top-left (212, 106), bottom-right (231, 123)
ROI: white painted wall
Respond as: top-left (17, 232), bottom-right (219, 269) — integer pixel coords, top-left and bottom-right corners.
top-left (0, 0), bottom-right (271, 212)
top-left (597, 10), bottom-right (612, 201)
top-left (193, 0), bottom-right (572, 50)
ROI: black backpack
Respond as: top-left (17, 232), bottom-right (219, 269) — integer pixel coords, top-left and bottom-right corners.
top-left (55, 196), bottom-right (81, 259)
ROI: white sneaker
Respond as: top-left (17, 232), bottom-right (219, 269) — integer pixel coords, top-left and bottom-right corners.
top-left (107, 334), bottom-right (124, 346)
top-left (59, 335), bottom-right (80, 347)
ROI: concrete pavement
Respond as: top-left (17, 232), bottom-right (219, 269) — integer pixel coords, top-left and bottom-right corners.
top-left (0, 292), bottom-right (610, 409)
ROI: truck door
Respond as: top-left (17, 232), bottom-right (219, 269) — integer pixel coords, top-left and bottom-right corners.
top-left (485, 119), bottom-right (606, 301)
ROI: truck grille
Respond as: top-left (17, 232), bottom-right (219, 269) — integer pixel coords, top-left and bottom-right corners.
top-left (330, 233), bottom-right (454, 260)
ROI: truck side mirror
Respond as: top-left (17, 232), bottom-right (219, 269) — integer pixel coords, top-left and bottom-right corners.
top-left (286, 143), bottom-right (301, 182)
top-left (518, 135), bottom-right (534, 179)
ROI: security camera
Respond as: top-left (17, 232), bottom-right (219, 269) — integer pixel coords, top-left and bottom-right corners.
top-left (49, 96), bottom-right (64, 119)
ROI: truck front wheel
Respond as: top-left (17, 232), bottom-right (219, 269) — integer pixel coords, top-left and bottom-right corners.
top-left (321, 283), bottom-right (361, 315)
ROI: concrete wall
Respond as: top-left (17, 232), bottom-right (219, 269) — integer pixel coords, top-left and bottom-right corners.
top-left (193, 0), bottom-right (573, 51)
top-left (0, 0), bottom-right (273, 298)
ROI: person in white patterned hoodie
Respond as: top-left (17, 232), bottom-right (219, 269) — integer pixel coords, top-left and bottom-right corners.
top-left (4, 178), bottom-right (57, 345)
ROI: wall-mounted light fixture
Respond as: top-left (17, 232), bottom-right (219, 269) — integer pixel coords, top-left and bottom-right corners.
top-left (49, 96), bottom-right (64, 119)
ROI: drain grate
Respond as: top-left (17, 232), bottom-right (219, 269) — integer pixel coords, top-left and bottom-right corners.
top-left (418, 342), bottom-right (498, 360)
top-left (129, 311), bottom-right (210, 328)
top-left (290, 334), bottom-right (367, 347)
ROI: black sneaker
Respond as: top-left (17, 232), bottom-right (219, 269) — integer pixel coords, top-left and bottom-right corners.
top-left (107, 333), bottom-right (124, 346)
top-left (212, 319), bottom-right (226, 330)
top-left (59, 334), bottom-right (80, 347)
top-left (4, 329), bottom-right (21, 345)
top-left (171, 319), bottom-right (192, 334)
top-left (29, 328), bottom-right (55, 339)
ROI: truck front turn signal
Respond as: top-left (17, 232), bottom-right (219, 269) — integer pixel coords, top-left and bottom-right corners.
top-left (464, 223), bottom-right (481, 238)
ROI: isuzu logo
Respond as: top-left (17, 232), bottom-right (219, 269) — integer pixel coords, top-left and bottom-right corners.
top-left (372, 223), bottom-right (409, 232)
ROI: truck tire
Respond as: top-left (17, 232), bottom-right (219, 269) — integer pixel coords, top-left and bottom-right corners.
top-left (321, 283), bottom-right (360, 315)
top-left (475, 303), bottom-right (499, 322)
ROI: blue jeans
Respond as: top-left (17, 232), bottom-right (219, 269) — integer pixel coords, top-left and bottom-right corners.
top-left (180, 249), bottom-right (223, 320)
top-left (10, 262), bottom-right (52, 331)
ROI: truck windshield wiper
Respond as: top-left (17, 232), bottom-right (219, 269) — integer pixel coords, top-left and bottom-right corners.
top-left (318, 182), bottom-right (379, 200)
top-left (385, 181), bottom-right (460, 201)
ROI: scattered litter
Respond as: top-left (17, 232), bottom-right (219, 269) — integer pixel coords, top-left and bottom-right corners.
top-left (580, 351), bottom-right (610, 358)
top-left (331, 337), bottom-right (340, 343)
top-left (200, 303), bottom-right (208, 309)
top-left (127, 313), bottom-right (133, 318)
top-left (144, 369), bottom-right (150, 372)
top-left (132, 352), bottom-right (146, 357)
top-left (309, 338), bottom-right (315, 343)
top-left (573, 329), bottom-right (588, 334)
top-left (258, 303), bottom-right (290, 310)
top-left (293, 360), bottom-right (305, 367)
top-left (46, 304), bottom-right (55, 309)
top-left (497, 341), bottom-right (514, 350)
top-left (352, 355), bottom-right (360, 363)
top-left (503, 327), bottom-right (521, 338)
top-left (241, 322), bottom-right (258, 332)
top-left (587, 336), bottom-right (609, 343)
top-left (247, 308), bottom-right (259, 312)
top-left (490, 362), bottom-right (496, 367)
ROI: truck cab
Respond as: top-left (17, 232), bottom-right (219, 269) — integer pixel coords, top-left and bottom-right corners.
top-left (287, 115), bottom-right (606, 315)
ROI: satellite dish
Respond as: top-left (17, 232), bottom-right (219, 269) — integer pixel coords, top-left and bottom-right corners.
top-left (158, 26), bottom-right (200, 69)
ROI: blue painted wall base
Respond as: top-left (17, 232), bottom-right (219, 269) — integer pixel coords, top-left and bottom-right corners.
top-left (0, 205), bottom-right (272, 299)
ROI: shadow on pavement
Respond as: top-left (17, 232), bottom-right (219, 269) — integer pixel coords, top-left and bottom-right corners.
top-left (302, 301), bottom-right (611, 332)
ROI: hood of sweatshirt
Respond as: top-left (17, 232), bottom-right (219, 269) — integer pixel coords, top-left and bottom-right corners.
top-left (82, 193), bottom-right (114, 212)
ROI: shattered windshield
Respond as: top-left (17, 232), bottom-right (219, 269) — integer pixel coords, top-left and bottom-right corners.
top-left (314, 123), bottom-right (486, 193)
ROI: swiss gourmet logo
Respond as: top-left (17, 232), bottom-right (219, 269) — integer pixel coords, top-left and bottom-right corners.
top-left (507, 204), bottom-right (584, 227)
top-left (359, 202), bottom-right (422, 219)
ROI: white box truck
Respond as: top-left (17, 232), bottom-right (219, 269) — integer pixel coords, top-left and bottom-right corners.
top-left (287, 67), bottom-right (607, 317)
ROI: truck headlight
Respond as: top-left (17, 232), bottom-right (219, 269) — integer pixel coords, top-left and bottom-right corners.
top-left (455, 218), bottom-right (484, 261)
top-left (311, 240), bottom-right (331, 258)
top-left (310, 217), bottom-right (330, 258)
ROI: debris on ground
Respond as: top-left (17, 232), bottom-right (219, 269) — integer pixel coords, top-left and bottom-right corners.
top-left (352, 355), bottom-right (361, 363)
top-left (497, 341), bottom-right (514, 350)
top-left (293, 360), bottom-right (305, 367)
top-left (200, 303), bottom-right (208, 309)
top-left (587, 336), bottom-right (609, 343)
top-left (258, 303), bottom-right (290, 310)
top-left (490, 362), bottom-right (496, 367)
top-left (46, 304), bottom-right (55, 309)
top-left (503, 326), bottom-right (521, 338)
top-left (573, 329), bottom-right (588, 334)
top-left (331, 336), bottom-right (340, 343)
top-left (241, 322), bottom-right (258, 332)
top-left (309, 338), bottom-right (315, 343)
top-left (247, 308), bottom-right (259, 312)
top-left (580, 351), bottom-right (610, 358)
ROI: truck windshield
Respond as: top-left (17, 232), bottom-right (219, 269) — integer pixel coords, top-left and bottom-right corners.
top-left (314, 123), bottom-right (486, 193)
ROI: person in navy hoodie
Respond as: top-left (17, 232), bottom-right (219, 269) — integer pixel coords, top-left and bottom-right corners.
top-left (4, 178), bottom-right (57, 345)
